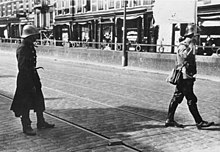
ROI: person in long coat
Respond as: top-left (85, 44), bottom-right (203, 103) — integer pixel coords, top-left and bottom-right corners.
top-left (10, 25), bottom-right (54, 136)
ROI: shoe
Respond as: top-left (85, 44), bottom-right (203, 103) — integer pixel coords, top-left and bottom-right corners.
top-left (23, 125), bottom-right (36, 136)
top-left (196, 121), bottom-right (214, 129)
top-left (37, 121), bottom-right (55, 129)
top-left (165, 120), bottom-right (184, 128)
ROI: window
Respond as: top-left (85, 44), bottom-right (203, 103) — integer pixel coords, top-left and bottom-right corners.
top-left (37, 13), bottom-right (40, 27)
top-left (5, 4), bottom-right (8, 16)
top-left (58, 10), bottom-right (62, 15)
top-left (91, 0), bottom-right (97, 12)
top-left (50, 12), bottom-right (53, 24)
top-left (85, 0), bottom-right (91, 11)
top-left (77, 0), bottom-right (82, 13)
top-left (64, 8), bottom-right (69, 14)
top-left (143, 0), bottom-right (152, 5)
top-left (134, 0), bottom-right (141, 6)
top-left (115, 0), bottom-right (120, 9)
top-left (11, 2), bottom-right (14, 15)
top-left (57, 0), bottom-right (62, 15)
top-left (64, 0), bottom-right (70, 14)
top-left (98, 0), bottom-right (103, 10)
top-left (0, 5), bottom-right (2, 17)
top-left (108, 0), bottom-right (114, 9)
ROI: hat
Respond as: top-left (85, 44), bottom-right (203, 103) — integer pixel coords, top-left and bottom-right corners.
top-left (21, 25), bottom-right (39, 38)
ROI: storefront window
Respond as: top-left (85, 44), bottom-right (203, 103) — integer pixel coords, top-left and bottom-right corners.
top-left (103, 25), bottom-right (112, 43)
top-left (82, 26), bottom-right (89, 41)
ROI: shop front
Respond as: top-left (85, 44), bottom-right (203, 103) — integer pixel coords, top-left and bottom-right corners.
top-left (0, 25), bottom-right (7, 38)
top-left (198, 4), bottom-right (220, 55)
top-left (54, 23), bottom-right (70, 46)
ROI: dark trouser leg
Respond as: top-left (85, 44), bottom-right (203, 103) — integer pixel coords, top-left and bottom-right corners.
top-left (21, 109), bottom-right (31, 126)
top-left (36, 111), bottom-right (45, 124)
top-left (21, 109), bottom-right (36, 135)
top-left (187, 100), bottom-right (202, 124)
top-left (183, 80), bottom-right (203, 124)
top-left (167, 84), bottom-right (184, 121)
top-left (167, 98), bottom-right (179, 121)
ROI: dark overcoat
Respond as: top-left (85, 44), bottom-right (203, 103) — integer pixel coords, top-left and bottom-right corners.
top-left (10, 40), bottom-right (45, 117)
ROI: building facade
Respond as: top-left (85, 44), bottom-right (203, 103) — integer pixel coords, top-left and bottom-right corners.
top-left (1, 0), bottom-right (220, 53)
top-left (0, 0), bottom-right (35, 38)
top-left (52, 0), bottom-right (156, 51)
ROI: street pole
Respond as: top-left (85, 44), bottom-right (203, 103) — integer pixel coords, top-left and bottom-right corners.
top-left (194, 0), bottom-right (198, 55)
top-left (122, 0), bottom-right (128, 66)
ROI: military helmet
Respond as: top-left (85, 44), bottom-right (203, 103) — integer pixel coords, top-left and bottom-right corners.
top-left (184, 24), bottom-right (196, 37)
top-left (21, 25), bottom-right (39, 38)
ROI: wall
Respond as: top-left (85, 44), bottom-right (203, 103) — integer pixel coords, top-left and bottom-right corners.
top-left (0, 43), bottom-right (220, 77)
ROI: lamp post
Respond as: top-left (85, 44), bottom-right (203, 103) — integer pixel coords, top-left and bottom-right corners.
top-left (122, 0), bottom-right (128, 66)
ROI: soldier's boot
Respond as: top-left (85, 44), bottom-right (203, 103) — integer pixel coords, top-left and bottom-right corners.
top-left (21, 119), bottom-right (36, 136)
top-left (165, 99), bottom-right (184, 128)
top-left (36, 112), bottom-right (55, 129)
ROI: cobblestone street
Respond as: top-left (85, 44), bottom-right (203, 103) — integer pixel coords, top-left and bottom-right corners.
top-left (0, 51), bottom-right (219, 152)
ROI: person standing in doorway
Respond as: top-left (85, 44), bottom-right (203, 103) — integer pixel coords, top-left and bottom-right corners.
top-left (165, 24), bottom-right (214, 129)
top-left (11, 25), bottom-right (55, 136)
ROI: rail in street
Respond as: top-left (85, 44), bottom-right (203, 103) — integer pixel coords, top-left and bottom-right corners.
top-left (0, 51), bottom-right (219, 152)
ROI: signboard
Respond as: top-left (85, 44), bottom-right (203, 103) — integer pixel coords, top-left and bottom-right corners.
top-left (153, 0), bottom-right (197, 24)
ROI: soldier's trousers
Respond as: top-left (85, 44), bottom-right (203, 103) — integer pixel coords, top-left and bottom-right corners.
top-left (167, 79), bottom-right (203, 124)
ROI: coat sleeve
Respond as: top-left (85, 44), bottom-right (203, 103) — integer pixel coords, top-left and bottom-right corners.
top-left (16, 46), bottom-right (35, 90)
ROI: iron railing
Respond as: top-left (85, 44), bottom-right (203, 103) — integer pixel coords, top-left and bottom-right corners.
top-left (0, 37), bottom-right (220, 57)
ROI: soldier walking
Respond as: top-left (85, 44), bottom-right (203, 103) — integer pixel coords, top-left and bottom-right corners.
top-left (165, 24), bottom-right (214, 129)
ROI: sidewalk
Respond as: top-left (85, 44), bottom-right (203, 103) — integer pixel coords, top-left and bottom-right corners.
top-left (0, 95), bottom-right (134, 152)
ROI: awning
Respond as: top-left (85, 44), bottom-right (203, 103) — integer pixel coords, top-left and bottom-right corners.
top-left (99, 18), bottom-right (114, 25)
top-left (99, 21), bottom-right (114, 25)
top-left (117, 14), bottom-right (143, 20)
top-left (200, 15), bottom-right (220, 20)
top-left (78, 22), bottom-right (88, 25)
top-left (201, 20), bottom-right (220, 27)
top-left (0, 24), bottom-right (7, 28)
top-left (54, 21), bottom-right (70, 26)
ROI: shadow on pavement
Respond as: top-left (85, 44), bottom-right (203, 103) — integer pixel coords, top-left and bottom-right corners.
top-left (46, 105), bottom-right (167, 152)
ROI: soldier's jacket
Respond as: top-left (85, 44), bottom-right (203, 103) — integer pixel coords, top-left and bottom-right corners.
top-left (176, 37), bottom-right (197, 79)
top-left (10, 40), bottom-right (45, 117)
